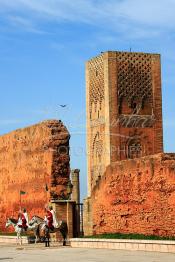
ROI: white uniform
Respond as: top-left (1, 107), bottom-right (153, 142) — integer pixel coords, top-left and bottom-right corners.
top-left (23, 212), bottom-right (29, 226)
top-left (51, 210), bottom-right (59, 228)
top-left (17, 217), bottom-right (22, 227)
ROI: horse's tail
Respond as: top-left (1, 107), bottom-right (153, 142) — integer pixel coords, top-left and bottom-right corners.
top-left (59, 221), bottom-right (68, 240)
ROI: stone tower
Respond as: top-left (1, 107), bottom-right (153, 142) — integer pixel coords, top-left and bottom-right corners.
top-left (86, 51), bottom-right (163, 195)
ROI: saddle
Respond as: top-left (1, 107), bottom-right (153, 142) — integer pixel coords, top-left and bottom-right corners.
top-left (49, 227), bottom-right (54, 233)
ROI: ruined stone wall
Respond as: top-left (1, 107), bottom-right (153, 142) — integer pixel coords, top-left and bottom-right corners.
top-left (0, 120), bottom-right (70, 231)
top-left (91, 153), bottom-right (175, 237)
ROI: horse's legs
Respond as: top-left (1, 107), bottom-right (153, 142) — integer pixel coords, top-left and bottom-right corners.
top-left (17, 232), bottom-right (19, 245)
top-left (16, 233), bottom-right (18, 245)
top-left (36, 225), bottom-right (41, 244)
top-left (45, 235), bottom-right (47, 247)
top-left (45, 227), bottom-right (50, 247)
top-left (35, 234), bottom-right (37, 244)
top-left (47, 234), bottom-right (50, 247)
top-left (20, 236), bottom-right (22, 246)
top-left (63, 237), bottom-right (66, 246)
top-left (34, 228), bottom-right (39, 244)
top-left (17, 232), bottom-right (22, 245)
top-left (19, 230), bottom-right (22, 245)
top-left (44, 228), bottom-right (47, 247)
top-left (60, 229), bottom-right (67, 246)
top-left (45, 237), bottom-right (49, 247)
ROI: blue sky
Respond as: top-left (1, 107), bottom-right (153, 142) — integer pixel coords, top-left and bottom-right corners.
top-left (0, 0), bottom-right (175, 200)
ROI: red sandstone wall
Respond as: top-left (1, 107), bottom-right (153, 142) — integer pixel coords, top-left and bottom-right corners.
top-left (0, 120), bottom-right (70, 231)
top-left (91, 153), bottom-right (175, 237)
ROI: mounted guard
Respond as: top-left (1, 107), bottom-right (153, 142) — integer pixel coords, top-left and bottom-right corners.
top-left (44, 205), bottom-right (54, 231)
top-left (17, 208), bottom-right (29, 231)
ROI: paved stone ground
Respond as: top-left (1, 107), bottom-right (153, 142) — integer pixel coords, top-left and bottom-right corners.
top-left (0, 244), bottom-right (175, 262)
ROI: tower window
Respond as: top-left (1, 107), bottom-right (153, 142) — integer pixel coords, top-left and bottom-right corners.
top-left (128, 140), bottom-right (142, 159)
top-left (133, 102), bottom-right (137, 109)
top-left (132, 102), bottom-right (138, 114)
top-left (98, 111), bottom-right (100, 118)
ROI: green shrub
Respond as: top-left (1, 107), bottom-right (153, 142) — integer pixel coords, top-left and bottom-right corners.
top-left (83, 233), bottom-right (175, 241)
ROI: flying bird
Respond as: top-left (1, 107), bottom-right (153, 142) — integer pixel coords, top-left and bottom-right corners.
top-left (59, 105), bottom-right (67, 108)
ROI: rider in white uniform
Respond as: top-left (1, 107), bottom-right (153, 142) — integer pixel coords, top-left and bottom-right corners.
top-left (23, 208), bottom-right (29, 227)
top-left (17, 214), bottom-right (22, 227)
top-left (49, 206), bottom-right (59, 228)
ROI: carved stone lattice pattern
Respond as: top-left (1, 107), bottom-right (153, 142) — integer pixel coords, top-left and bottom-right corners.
top-left (117, 52), bottom-right (153, 110)
top-left (119, 115), bottom-right (155, 128)
top-left (92, 132), bottom-right (103, 164)
top-left (91, 132), bottom-right (104, 187)
top-left (89, 55), bottom-right (104, 113)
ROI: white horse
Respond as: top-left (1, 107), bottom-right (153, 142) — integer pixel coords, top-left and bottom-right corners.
top-left (29, 216), bottom-right (68, 247)
top-left (5, 218), bottom-right (40, 245)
